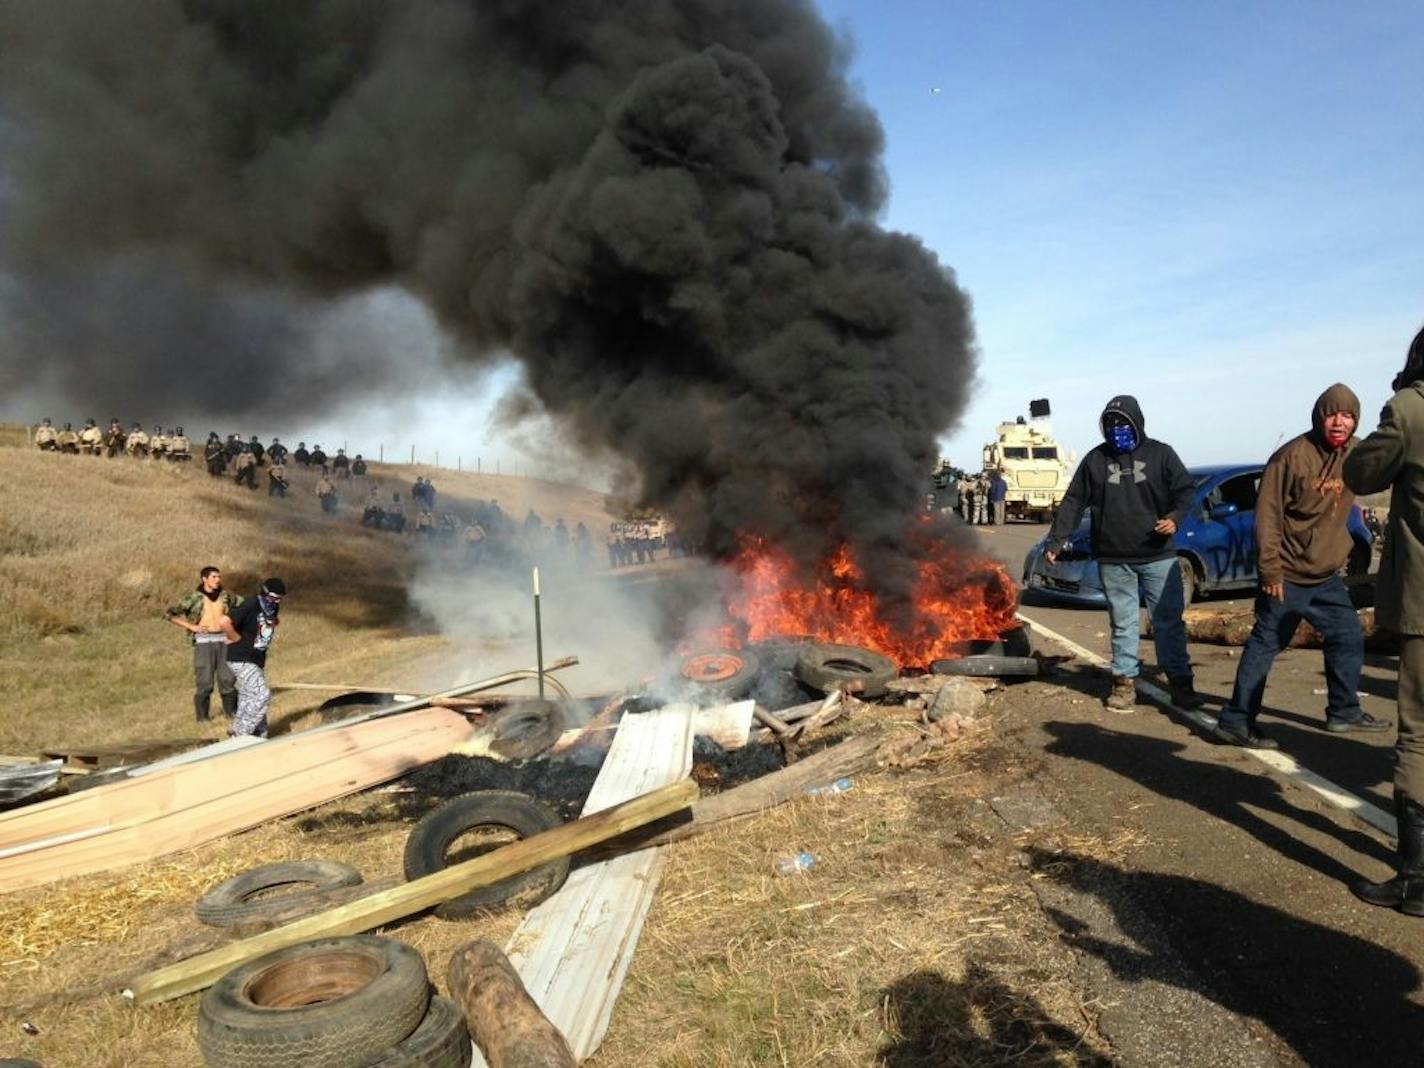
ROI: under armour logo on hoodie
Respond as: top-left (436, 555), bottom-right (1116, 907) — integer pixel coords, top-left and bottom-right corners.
top-left (1107, 460), bottom-right (1147, 485)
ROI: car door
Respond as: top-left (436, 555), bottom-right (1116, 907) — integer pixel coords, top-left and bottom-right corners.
top-left (1213, 471), bottom-right (1263, 587)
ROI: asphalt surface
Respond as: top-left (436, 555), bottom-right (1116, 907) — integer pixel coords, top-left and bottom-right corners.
top-left (974, 520), bottom-right (1424, 1067)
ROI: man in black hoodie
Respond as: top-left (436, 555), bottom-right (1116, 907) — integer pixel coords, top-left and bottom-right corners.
top-left (1047, 396), bottom-right (1200, 711)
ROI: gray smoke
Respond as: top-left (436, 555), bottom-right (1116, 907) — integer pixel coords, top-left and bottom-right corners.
top-left (0, 0), bottom-right (976, 604)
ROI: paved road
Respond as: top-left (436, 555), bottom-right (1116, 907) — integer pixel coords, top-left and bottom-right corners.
top-left (972, 519), bottom-right (1424, 1066)
top-left (977, 520), bottom-right (1399, 816)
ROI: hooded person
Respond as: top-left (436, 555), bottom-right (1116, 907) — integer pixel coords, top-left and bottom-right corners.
top-left (1213, 383), bottom-right (1388, 749)
top-left (1046, 395), bottom-right (1200, 711)
top-left (1344, 325), bottom-right (1424, 915)
top-left (219, 577), bottom-right (287, 738)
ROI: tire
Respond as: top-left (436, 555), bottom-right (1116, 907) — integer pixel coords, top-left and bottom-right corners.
top-left (196, 935), bottom-right (430, 1068)
top-left (403, 790), bottom-right (569, 919)
top-left (486, 700), bottom-right (566, 761)
top-left (746, 635), bottom-right (815, 672)
top-left (316, 692), bottom-right (405, 724)
top-left (1346, 540), bottom-right (1371, 578)
top-left (368, 996), bottom-right (471, 1068)
top-left (678, 649), bottom-right (762, 700)
top-left (961, 622), bottom-right (1033, 659)
top-left (931, 655), bottom-right (1039, 677)
top-left (1178, 556), bottom-right (1199, 605)
top-left (794, 643), bottom-right (897, 698)
top-left (195, 860), bottom-right (364, 929)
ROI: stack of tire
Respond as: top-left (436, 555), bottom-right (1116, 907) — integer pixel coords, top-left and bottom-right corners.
top-left (197, 935), bottom-right (469, 1068)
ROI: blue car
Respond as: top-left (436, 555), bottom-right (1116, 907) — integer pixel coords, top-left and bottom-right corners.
top-left (1021, 463), bottom-right (1373, 607)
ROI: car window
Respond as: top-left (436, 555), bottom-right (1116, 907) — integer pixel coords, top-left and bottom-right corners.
top-left (1031, 447), bottom-right (1058, 460)
top-left (1209, 473), bottom-right (1261, 513)
top-left (1002, 446), bottom-right (1029, 460)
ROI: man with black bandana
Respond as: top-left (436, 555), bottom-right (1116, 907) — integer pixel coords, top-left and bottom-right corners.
top-left (219, 577), bottom-right (287, 738)
top-left (1047, 395), bottom-right (1200, 712)
top-left (164, 566), bottom-right (242, 722)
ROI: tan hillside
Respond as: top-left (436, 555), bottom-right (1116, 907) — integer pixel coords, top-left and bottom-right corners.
top-left (0, 432), bottom-right (616, 754)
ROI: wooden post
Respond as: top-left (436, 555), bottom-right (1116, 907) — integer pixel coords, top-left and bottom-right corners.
top-left (533, 568), bottom-right (545, 699)
top-left (126, 779), bottom-right (697, 1005)
top-left (379, 444), bottom-right (384, 463)
top-left (410, 444), bottom-right (415, 464)
top-left (448, 941), bottom-right (576, 1068)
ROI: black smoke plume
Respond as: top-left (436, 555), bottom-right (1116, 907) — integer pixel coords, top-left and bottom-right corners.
top-left (0, 0), bottom-right (976, 605)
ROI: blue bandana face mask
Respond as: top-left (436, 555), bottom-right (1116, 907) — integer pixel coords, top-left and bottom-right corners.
top-left (1106, 418), bottom-right (1138, 453)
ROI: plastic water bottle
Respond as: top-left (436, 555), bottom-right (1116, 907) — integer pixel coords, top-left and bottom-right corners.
top-left (806, 777), bottom-right (853, 798)
top-left (774, 852), bottom-right (817, 877)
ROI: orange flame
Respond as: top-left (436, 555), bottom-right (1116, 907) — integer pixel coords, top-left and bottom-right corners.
top-left (713, 526), bottom-right (1019, 670)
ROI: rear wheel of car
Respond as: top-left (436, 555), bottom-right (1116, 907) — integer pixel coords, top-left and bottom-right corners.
top-left (1346, 540), bottom-right (1371, 578)
top-left (1178, 557), bottom-right (1198, 605)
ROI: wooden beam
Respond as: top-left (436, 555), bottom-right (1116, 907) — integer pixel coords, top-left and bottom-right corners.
top-left (607, 732), bottom-right (886, 853)
top-left (125, 778), bottom-right (698, 1006)
top-left (449, 941), bottom-right (576, 1068)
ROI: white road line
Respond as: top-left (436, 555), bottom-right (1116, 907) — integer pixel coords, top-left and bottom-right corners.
top-left (1019, 611), bottom-right (1398, 839)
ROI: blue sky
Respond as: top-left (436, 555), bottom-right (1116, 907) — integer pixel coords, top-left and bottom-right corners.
top-left (817, 0), bottom-right (1424, 467)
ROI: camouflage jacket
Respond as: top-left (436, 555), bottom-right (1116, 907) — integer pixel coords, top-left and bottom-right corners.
top-left (165, 589), bottom-right (244, 638)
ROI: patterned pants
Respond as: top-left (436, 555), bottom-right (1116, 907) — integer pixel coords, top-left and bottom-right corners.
top-left (229, 661), bottom-right (271, 738)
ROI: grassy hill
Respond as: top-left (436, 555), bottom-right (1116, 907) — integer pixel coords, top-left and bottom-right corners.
top-left (0, 431), bottom-right (616, 753)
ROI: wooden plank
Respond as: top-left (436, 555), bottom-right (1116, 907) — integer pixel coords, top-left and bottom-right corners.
top-left (474, 704), bottom-right (696, 1065)
top-left (0, 710), bottom-right (474, 890)
top-left (613, 731), bottom-right (886, 852)
top-left (0, 709), bottom-right (470, 852)
top-left (125, 778), bottom-right (697, 1005)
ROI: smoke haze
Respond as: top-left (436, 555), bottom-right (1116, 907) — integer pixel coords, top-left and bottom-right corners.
top-left (0, 0), bottom-right (977, 604)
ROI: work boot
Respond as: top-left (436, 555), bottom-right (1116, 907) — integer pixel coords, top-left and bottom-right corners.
top-left (220, 691), bottom-right (238, 719)
top-left (1167, 675), bottom-right (1206, 711)
top-left (1104, 676), bottom-right (1137, 712)
top-left (1211, 721), bottom-right (1280, 750)
top-left (1352, 793), bottom-right (1424, 915)
top-left (194, 694), bottom-right (211, 722)
top-left (1325, 711), bottom-right (1392, 733)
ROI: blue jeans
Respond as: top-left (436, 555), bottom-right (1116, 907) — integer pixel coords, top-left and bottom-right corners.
top-left (1217, 575), bottom-right (1364, 729)
top-left (1099, 558), bottom-right (1192, 680)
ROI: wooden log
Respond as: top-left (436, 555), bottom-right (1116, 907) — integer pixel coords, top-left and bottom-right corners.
top-left (1156, 605), bottom-right (1394, 651)
top-left (125, 777), bottom-right (698, 1005)
top-left (752, 706), bottom-right (793, 736)
top-left (787, 691), bottom-right (846, 743)
top-left (448, 941), bottom-right (576, 1068)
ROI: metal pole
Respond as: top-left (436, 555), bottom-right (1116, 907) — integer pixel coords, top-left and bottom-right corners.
top-left (436, 450), bottom-right (440, 468)
top-left (533, 567), bottom-right (545, 699)
top-left (458, 456), bottom-right (462, 472)
top-left (410, 444), bottom-right (415, 465)
top-left (379, 444), bottom-right (384, 463)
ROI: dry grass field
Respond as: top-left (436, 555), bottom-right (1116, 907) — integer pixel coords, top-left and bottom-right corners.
top-left (0, 435), bottom-right (614, 753)
top-left (0, 428), bottom-right (1119, 1067)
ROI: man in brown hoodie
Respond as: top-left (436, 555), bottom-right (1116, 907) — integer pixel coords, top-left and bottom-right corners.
top-left (1213, 383), bottom-right (1391, 748)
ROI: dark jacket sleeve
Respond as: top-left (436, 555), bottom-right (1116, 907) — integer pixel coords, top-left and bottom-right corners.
top-left (1253, 453), bottom-right (1288, 588)
top-left (1047, 459), bottom-right (1091, 542)
top-left (1162, 447), bottom-right (1195, 525)
top-left (1344, 400), bottom-right (1406, 496)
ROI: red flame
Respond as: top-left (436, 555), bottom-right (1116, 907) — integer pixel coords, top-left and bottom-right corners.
top-left (708, 524), bottom-right (1019, 670)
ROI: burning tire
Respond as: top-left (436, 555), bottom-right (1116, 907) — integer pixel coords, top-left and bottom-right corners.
top-left (961, 622), bottom-right (1033, 659)
top-left (746, 634), bottom-right (815, 672)
top-left (678, 649), bottom-right (762, 700)
top-left (403, 790), bottom-right (569, 919)
top-left (196, 935), bottom-right (429, 1068)
top-left (195, 859), bottom-right (364, 929)
top-left (931, 654), bottom-right (1038, 678)
top-left (485, 700), bottom-right (566, 760)
top-left (367, 995), bottom-right (471, 1068)
top-left (316, 691), bottom-right (409, 724)
top-left (794, 643), bottom-right (897, 698)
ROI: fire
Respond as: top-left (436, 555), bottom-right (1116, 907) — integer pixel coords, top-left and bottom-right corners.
top-left (716, 526), bottom-right (1019, 670)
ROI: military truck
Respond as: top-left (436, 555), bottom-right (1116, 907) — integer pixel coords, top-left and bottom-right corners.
top-left (981, 399), bottom-right (1073, 523)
